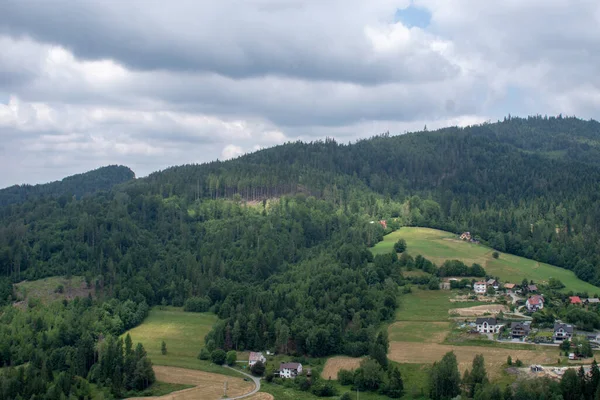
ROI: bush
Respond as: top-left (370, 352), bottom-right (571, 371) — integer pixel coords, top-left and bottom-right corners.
top-left (515, 359), bottom-right (523, 367)
top-left (492, 251), bottom-right (499, 259)
top-left (338, 369), bottom-right (354, 385)
top-left (211, 349), bottom-right (226, 365)
top-left (226, 350), bottom-right (237, 366)
top-left (161, 341), bottom-right (167, 355)
top-left (251, 361), bottom-right (265, 376)
top-left (507, 355), bottom-right (512, 365)
top-left (55, 284), bottom-right (64, 294)
top-left (394, 239), bottom-right (407, 253)
top-left (198, 347), bottom-right (210, 360)
top-left (311, 381), bottom-right (338, 396)
top-left (183, 296), bottom-right (211, 312)
top-left (340, 393), bottom-right (353, 400)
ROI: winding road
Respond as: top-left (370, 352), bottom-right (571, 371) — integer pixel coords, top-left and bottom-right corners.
top-left (223, 365), bottom-right (261, 400)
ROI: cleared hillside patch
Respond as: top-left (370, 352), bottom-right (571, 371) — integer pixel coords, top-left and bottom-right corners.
top-left (14, 276), bottom-right (92, 306)
top-left (322, 356), bottom-right (363, 380)
top-left (123, 307), bottom-right (239, 376)
top-left (372, 227), bottom-right (600, 294)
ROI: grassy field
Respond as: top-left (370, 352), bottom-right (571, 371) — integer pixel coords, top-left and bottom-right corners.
top-left (123, 307), bottom-right (241, 377)
top-left (372, 227), bottom-right (600, 294)
top-left (394, 289), bottom-right (485, 322)
top-left (123, 381), bottom-right (193, 398)
top-left (14, 275), bottom-right (93, 305)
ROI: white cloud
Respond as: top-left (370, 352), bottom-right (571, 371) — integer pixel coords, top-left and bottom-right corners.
top-left (221, 145), bottom-right (245, 160)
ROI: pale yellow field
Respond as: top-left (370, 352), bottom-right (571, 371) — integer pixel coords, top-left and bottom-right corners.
top-left (126, 366), bottom-right (254, 400)
top-left (449, 304), bottom-right (508, 317)
top-left (322, 356), bottom-right (363, 380)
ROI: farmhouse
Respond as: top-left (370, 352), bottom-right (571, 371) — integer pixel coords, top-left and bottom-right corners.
top-left (569, 296), bottom-right (583, 305)
top-left (486, 279), bottom-right (500, 290)
top-left (249, 352), bottom-right (266, 367)
top-left (460, 232), bottom-right (471, 241)
top-left (585, 298), bottom-right (600, 306)
top-left (474, 281), bottom-right (487, 294)
top-left (475, 317), bottom-right (503, 333)
top-left (526, 295), bottom-right (544, 312)
top-left (510, 321), bottom-right (531, 339)
top-left (527, 284), bottom-right (538, 292)
top-left (553, 323), bottom-right (574, 342)
top-left (379, 220), bottom-right (387, 229)
top-left (504, 283), bottom-right (516, 293)
top-left (279, 362), bottom-right (303, 379)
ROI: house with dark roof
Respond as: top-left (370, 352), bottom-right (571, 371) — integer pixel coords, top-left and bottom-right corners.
top-left (279, 362), bottom-right (303, 379)
top-left (475, 317), bottom-right (503, 333)
top-left (487, 279), bottom-right (500, 290)
top-left (510, 322), bottom-right (531, 339)
top-left (527, 285), bottom-right (538, 292)
top-left (526, 295), bottom-right (544, 312)
top-left (553, 323), bottom-right (574, 342)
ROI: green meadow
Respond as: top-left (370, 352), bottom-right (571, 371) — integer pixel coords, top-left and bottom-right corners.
top-left (372, 227), bottom-right (599, 294)
top-left (123, 307), bottom-right (239, 377)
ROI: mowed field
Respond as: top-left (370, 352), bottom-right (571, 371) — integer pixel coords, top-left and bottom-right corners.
top-left (125, 366), bottom-right (254, 400)
top-left (124, 307), bottom-right (234, 374)
top-left (372, 227), bottom-right (600, 294)
top-left (386, 288), bottom-right (563, 381)
top-left (14, 276), bottom-right (93, 305)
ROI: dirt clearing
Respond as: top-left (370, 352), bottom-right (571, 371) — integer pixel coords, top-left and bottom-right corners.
top-left (322, 356), bottom-right (363, 380)
top-left (126, 366), bottom-right (254, 400)
top-left (389, 342), bottom-right (558, 379)
top-left (449, 304), bottom-right (508, 317)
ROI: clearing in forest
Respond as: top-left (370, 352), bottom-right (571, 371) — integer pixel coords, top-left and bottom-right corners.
top-left (14, 276), bottom-right (93, 306)
top-left (125, 366), bottom-right (254, 400)
top-left (371, 227), bottom-right (600, 294)
top-left (124, 307), bottom-right (224, 372)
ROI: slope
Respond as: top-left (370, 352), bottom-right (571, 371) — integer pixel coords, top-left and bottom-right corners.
top-left (372, 227), bottom-right (600, 294)
top-left (0, 164), bottom-right (135, 206)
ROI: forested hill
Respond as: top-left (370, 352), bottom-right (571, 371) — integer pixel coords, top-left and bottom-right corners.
top-left (2, 115), bottom-right (600, 397)
top-left (0, 165), bottom-right (135, 206)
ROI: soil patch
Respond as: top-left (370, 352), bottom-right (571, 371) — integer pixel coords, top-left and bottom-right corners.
top-left (322, 356), bottom-right (363, 380)
top-left (449, 304), bottom-right (508, 317)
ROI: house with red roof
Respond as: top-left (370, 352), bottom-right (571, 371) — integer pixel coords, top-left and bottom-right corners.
top-left (569, 296), bottom-right (583, 305)
top-left (526, 295), bottom-right (544, 312)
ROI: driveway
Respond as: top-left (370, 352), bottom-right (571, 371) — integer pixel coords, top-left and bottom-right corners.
top-left (223, 366), bottom-right (261, 400)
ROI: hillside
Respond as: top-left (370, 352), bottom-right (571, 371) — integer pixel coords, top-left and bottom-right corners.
top-left (0, 165), bottom-right (135, 206)
top-left (3, 115), bottom-right (600, 398)
top-left (372, 227), bottom-right (600, 295)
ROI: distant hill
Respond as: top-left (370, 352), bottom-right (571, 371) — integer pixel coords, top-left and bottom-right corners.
top-left (0, 165), bottom-right (135, 206)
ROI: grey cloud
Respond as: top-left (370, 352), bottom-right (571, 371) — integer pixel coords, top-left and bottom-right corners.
top-left (0, 0), bottom-right (458, 85)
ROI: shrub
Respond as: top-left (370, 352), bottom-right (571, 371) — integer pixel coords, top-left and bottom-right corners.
top-left (507, 356), bottom-right (512, 366)
top-left (211, 349), bottom-right (226, 365)
top-left (311, 381), bottom-right (338, 396)
top-left (515, 359), bottom-right (523, 367)
top-left (338, 369), bottom-right (354, 385)
top-left (183, 296), bottom-right (211, 312)
top-left (226, 350), bottom-right (237, 366)
top-left (492, 251), bottom-right (499, 259)
top-left (251, 360), bottom-right (265, 376)
top-left (197, 347), bottom-right (210, 360)
top-left (340, 393), bottom-right (353, 400)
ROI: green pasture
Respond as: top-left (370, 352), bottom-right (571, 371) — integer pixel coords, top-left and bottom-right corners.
top-left (394, 289), bottom-right (485, 322)
top-left (372, 227), bottom-right (600, 294)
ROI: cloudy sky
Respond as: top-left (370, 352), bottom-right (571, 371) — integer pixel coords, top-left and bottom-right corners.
top-left (1, 0), bottom-right (600, 188)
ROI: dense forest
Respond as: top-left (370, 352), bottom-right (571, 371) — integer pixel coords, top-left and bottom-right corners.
top-left (0, 165), bottom-right (134, 207)
top-left (2, 115), bottom-right (600, 397)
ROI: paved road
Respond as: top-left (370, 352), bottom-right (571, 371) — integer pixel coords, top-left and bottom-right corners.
top-left (223, 366), bottom-right (261, 400)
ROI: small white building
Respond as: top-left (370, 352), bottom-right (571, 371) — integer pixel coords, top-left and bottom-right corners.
top-left (249, 352), bottom-right (267, 367)
top-left (475, 317), bottom-right (503, 333)
top-left (474, 281), bottom-right (487, 294)
top-left (279, 362), bottom-right (303, 379)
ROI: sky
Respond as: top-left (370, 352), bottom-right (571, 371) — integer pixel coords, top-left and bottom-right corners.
top-left (1, 0), bottom-right (600, 188)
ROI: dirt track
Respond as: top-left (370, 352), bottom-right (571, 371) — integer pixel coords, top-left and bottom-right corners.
top-left (389, 342), bottom-right (558, 378)
top-left (449, 304), bottom-right (508, 317)
top-left (126, 366), bottom-right (254, 400)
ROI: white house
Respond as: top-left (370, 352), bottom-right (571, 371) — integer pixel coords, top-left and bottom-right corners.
top-left (526, 295), bottom-right (544, 312)
top-left (279, 362), bottom-right (303, 379)
top-left (553, 323), bottom-right (574, 342)
top-left (249, 352), bottom-right (266, 367)
top-left (474, 281), bottom-right (487, 294)
top-left (475, 317), bottom-right (503, 333)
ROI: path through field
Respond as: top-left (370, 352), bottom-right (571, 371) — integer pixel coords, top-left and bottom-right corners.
top-left (126, 366), bottom-right (256, 400)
